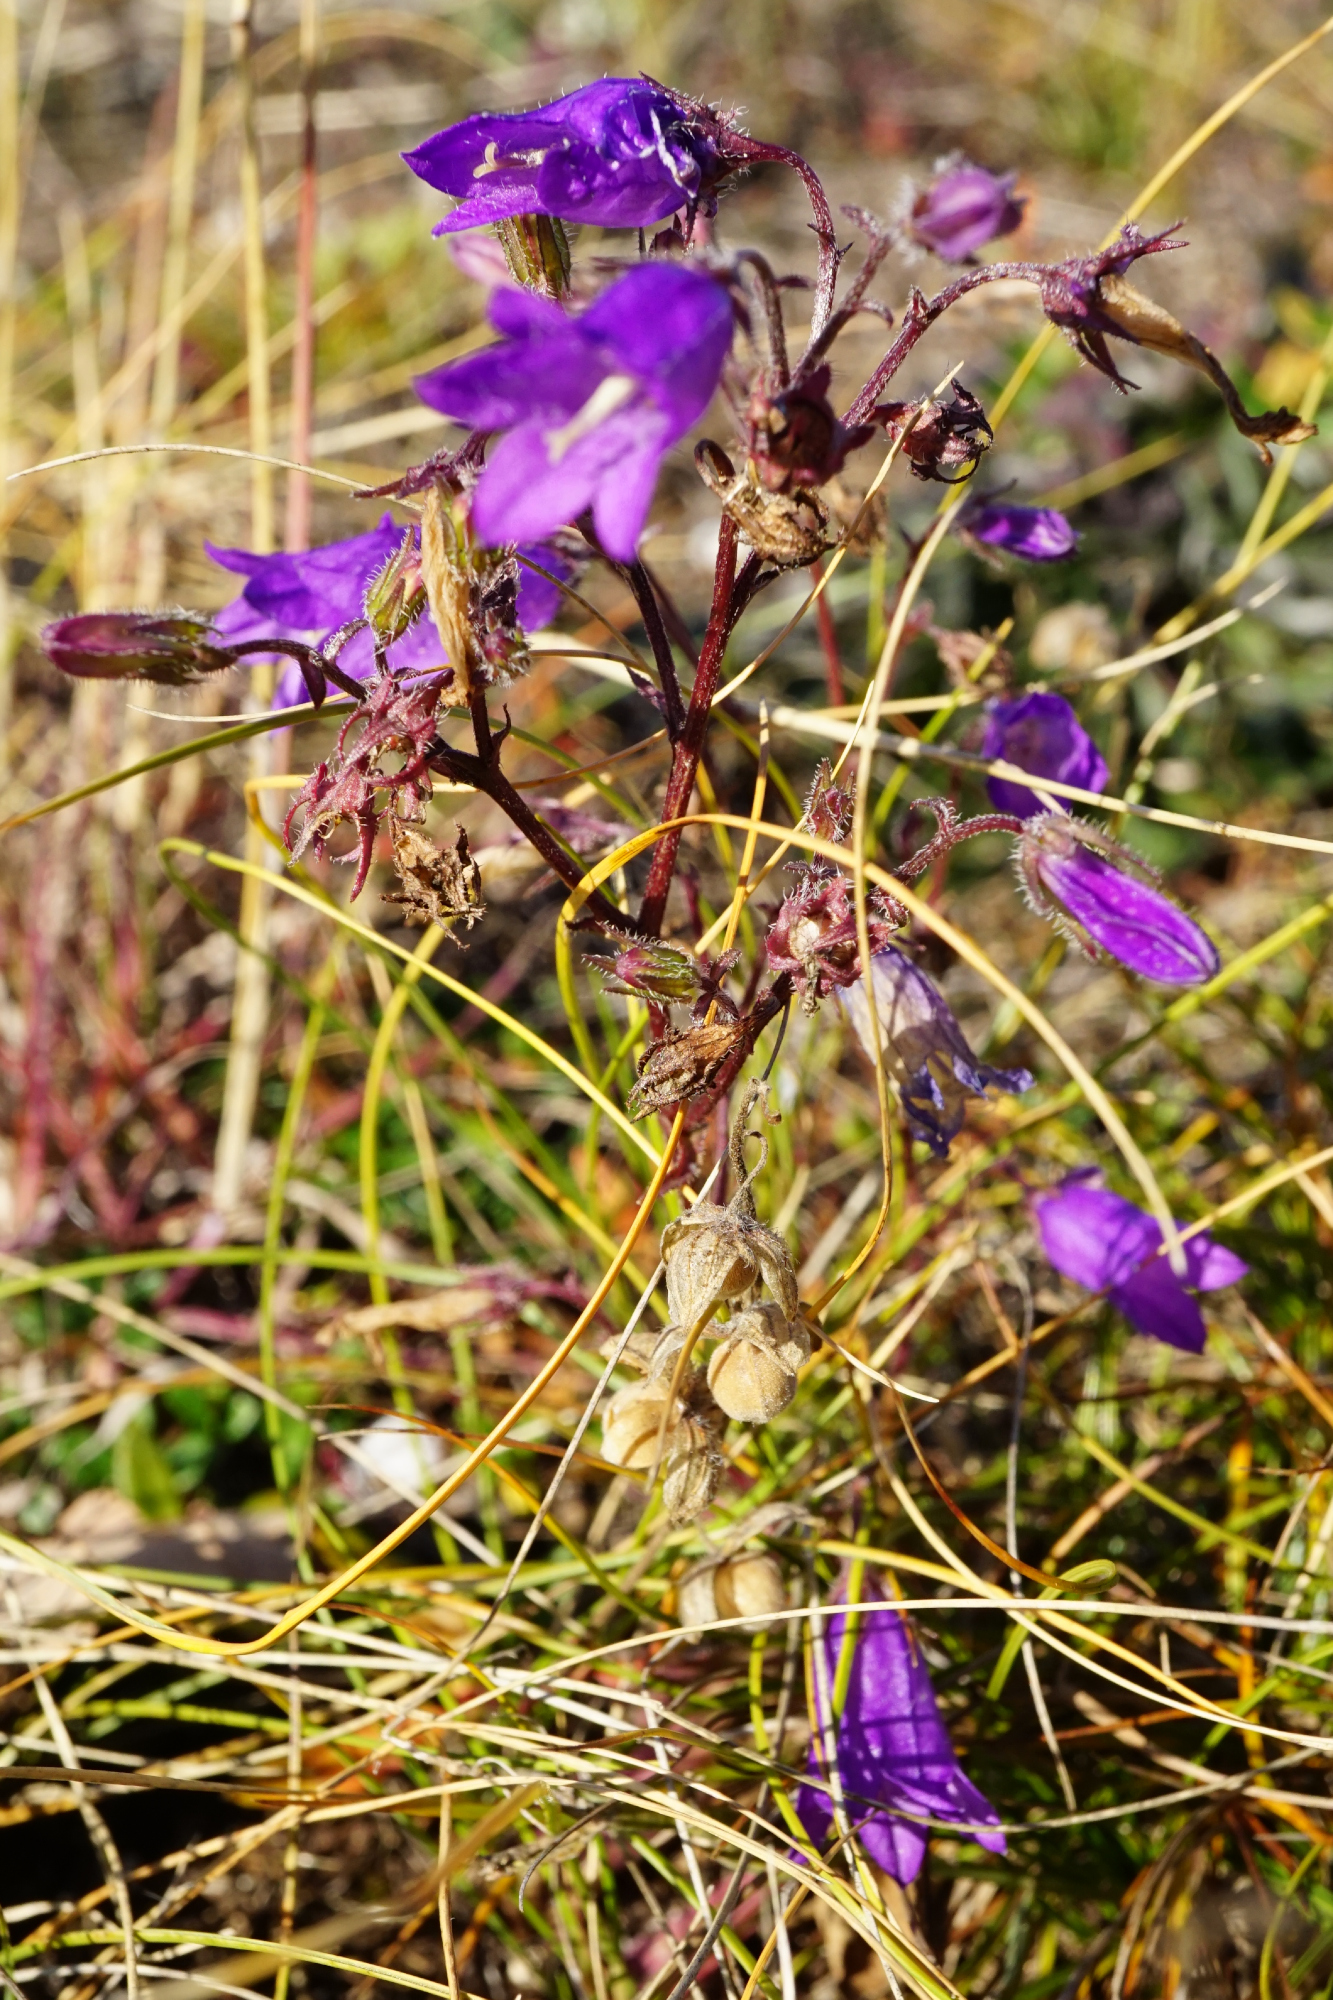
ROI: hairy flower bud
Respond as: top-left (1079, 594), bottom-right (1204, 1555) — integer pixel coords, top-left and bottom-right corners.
top-left (364, 530), bottom-right (428, 648)
top-left (1016, 813), bottom-right (1219, 985)
top-left (43, 611), bottom-right (234, 685)
top-left (909, 159), bottom-right (1026, 262)
top-left (707, 1301), bottom-right (809, 1424)
top-left (663, 1412), bottom-right (722, 1523)
top-left (597, 937), bottom-right (702, 1005)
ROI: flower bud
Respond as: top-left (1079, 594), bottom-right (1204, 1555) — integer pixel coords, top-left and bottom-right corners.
top-left (909, 160), bottom-right (1025, 262)
top-left (707, 1301), bottom-right (808, 1425)
top-left (363, 530), bottom-right (427, 647)
top-left (43, 611), bottom-right (233, 685)
top-left (1016, 813), bottom-right (1219, 986)
top-left (598, 938), bottom-right (702, 1005)
top-left (492, 213), bottom-right (573, 300)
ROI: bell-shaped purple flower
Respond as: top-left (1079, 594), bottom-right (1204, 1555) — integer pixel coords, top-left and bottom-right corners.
top-left (415, 265), bottom-right (733, 562)
top-left (796, 1601), bottom-right (1005, 1883)
top-left (1016, 814), bottom-right (1219, 985)
top-left (966, 502), bottom-right (1078, 562)
top-left (983, 690), bottom-right (1108, 819)
top-left (841, 947), bottom-right (1031, 1157)
top-left (910, 160), bottom-right (1026, 263)
top-left (1034, 1175), bottom-right (1247, 1352)
top-left (403, 79), bottom-right (727, 236)
top-left (208, 515), bottom-right (564, 706)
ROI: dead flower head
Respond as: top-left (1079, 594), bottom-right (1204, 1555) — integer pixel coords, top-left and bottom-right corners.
top-left (677, 1549), bottom-right (788, 1633)
top-left (598, 1368), bottom-right (723, 1523)
top-left (382, 822), bottom-right (484, 937)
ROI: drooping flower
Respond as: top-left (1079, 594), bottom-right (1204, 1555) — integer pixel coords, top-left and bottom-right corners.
top-left (402, 79), bottom-right (728, 236)
top-left (1016, 813), bottom-right (1219, 985)
top-left (43, 611), bottom-right (234, 685)
top-left (965, 502), bottom-right (1078, 562)
top-left (909, 160), bottom-right (1026, 262)
top-left (207, 515), bottom-right (565, 705)
top-left (840, 947), bottom-right (1032, 1157)
top-left (1033, 1175), bottom-right (1247, 1351)
top-left (796, 1600), bottom-right (1005, 1883)
top-left (415, 266), bottom-right (733, 563)
top-left (1033, 223), bottom-right (1315, 461)
top-left (982, 690), bottom-right (1108, 819)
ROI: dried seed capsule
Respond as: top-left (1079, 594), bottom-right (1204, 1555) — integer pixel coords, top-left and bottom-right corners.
top-left (661, 1209), bottom-right (798, 1329)
top-left (662, 1414), bottom-right (721, 1524)
top-left (714, 1552), bottom-right (787, 1625)
top-left (707, 1302), bottom-right (809, 1424)
top-left (675, 1564), bottom-right (720, 1630)
top-left (599, 1380), bottom-right (672, 1471)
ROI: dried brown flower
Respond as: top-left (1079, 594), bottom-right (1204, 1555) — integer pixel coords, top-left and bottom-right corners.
top-left (662, 1205), bottom-right (798, 1328)
top-left (628, 1018), bottom-right (756, 1117)
top-left (382, 822), bottom-right (484, 937)
top-left (677, 1549), bottom-right (787, 1632)
top-left (695, 440), bottom-right (829, 566)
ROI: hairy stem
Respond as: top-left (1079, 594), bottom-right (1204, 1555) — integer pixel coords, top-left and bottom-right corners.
top-left (725, 138), bottom-right (841, 339)
top-left (844, 266), bottom-right (1028, 424)
top-left (638, 515), bottom-right (740, 937)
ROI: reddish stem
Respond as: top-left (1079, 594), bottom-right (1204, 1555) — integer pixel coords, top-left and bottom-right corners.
top-left (810, 560), bottom-right (844, 705)
top-left (637, 515), bottom-right (740, 937)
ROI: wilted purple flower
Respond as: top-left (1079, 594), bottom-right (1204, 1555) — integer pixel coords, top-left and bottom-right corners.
top-left (1016, 813), bottom-right (1219, 985)
top-left (1033, 1175), bottom-right (1247, 1352)
top-left (1032, 223), bottom-right (1315, 461)
top-left (796, 1600), bottom-right (1005, 1883)
top-left (209, 515), bottom-right (564, 705)
top-left (874, 383), bottom-right (992, 484)
top-left (43, 610), bottom-right (233, 685)
top-left (910, 160), bottom-right (1026, 262)
top-left (966, 502), bottom-right (1078, 562)
top-left (403, 79), bottom-right (727, 236)
top-left (840, 946), bottom-right (1031, 1156)
top-left (982, 690), bottom-right (1108, 819)
top-left (415, 265), bottom-right (733, 562)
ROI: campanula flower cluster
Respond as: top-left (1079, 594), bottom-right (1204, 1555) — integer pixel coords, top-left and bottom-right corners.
top-left (37, 67), bottom-right (1278, 1905)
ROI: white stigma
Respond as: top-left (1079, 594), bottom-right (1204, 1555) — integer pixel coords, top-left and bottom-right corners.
top-left (544, 373), bottom-right (638, 462)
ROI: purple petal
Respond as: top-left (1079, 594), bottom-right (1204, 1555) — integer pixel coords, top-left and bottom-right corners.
top-left (581, 264), bottom-right (735, 428)
top-left (968, 503), bottom-right (1078, 562)
top-left (515, 543), bottom-right (570, 630)
top-left (1035, 1183), bottom-right (1159, 1291)
top-left (1038, 845), bottom-right (1219, 984)
top-left (983, 690), bottom-right (1107, 819)
top-left (913, 164), bottom-right (1025, 261)
top-left (1186, 1239), bottom-right (1249, 1290)
top-left (1110, 1266), bottom-right (1207, 1352)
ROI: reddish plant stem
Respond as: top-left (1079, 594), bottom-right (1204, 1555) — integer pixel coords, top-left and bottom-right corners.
top-left (844, 263), bottom-right (1049, 424)
top-left (637, 515), bottom-right (740, 937)
top-left (726, 138), bottom-right (841, 339)
top-left (810, 560), bottom-right (844, 705)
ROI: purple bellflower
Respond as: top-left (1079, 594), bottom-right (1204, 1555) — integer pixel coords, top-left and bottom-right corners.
top-left (983, 690), bottom-right (1108, 819)
top-left (1034, 1175), bottom-right (1247, 1352)
top-left (841, 946), bottom-right (1032, 1157)
top-left (415, 264), bottom-right (733, 563)
top-left (403, 79), bottom-right (726, 236)
top-left (209, 516), bottom-right (565, 706)
top-left (796, 1601), bottom-right (1006, 1883)
top-left (966, 502), bottom-right (1078, 562)
top-left (1016, 814), bottom-right (1219, 985)
top-left (910, 160), bottom-right (1026, 263)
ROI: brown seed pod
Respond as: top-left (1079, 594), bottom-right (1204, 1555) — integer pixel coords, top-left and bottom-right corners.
top-left (661, 1209), bottom-right (798, 1330)
top-left (599, 1380), bottom-right (673, 1471)
top-left (707, 1302), bottom-right (809, 1424)
top-left (677, 1550), bottom-right (788, 1632)
top-left (663, 1413), bottom-right (722, 1523)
